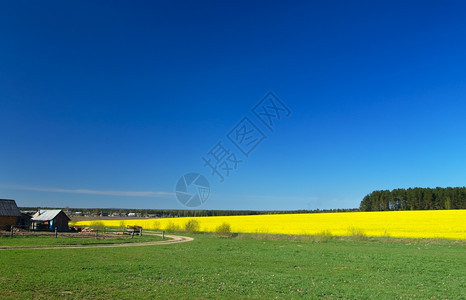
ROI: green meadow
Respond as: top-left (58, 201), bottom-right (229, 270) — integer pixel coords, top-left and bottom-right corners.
top-left (0, 233), bottom-right (464, 299)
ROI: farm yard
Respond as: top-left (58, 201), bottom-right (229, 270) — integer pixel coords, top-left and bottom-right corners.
top-left (0, 231), bottom-right (166, 249)
top-left (1, 210), bottom-right (465, 299)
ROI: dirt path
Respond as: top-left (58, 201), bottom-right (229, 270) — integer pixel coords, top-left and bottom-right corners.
top-left (0, 233), bottom-right (193, 250)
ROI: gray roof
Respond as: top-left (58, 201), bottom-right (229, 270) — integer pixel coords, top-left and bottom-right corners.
top-left (0, 199), bottom-right (21, 217)
top-left (32, 210), bottom-right (69, 221)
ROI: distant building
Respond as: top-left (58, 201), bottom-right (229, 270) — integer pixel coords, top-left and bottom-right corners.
top-left (31, 210), bottom-right (71, 231)
top-left (0, 199), bottom-right (22, 229)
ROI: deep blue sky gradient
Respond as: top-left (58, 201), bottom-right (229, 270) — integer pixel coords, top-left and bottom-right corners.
top-left (1, 1), bottom-right (465, 209)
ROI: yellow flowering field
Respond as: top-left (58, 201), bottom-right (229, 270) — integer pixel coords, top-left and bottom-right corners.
top-left (73, 209), bottom-right (466, 240)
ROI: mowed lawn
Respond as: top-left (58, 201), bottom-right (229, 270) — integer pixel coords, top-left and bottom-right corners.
top-left (0, 234), bottom-right (464, 299)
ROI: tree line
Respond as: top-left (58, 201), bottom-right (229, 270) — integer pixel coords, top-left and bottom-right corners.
top-left (19, 207), bottom-right (359, 218)
top-left (22, 186), bottom-right (464, 217)
top-left (359, 187), bottom-right (466, 211)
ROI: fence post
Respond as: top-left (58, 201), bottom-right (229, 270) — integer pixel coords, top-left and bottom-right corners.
top-left (55, 227), bottom-right (58, 238)
top-left (10, 226), bottom-right (14, 237)
top-left (131, 231), bottom-right (134, 238)
top-left (95, 230), bottom-right (98, 239)
top-left (162, 230), bottom-right (165, 240)
top-left (140, 228), bottom-right (142, 236)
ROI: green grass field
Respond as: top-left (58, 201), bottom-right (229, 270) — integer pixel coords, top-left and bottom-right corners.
top-left (0, 233), bottom-right (464, 299)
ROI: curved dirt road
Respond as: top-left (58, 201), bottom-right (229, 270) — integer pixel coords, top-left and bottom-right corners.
top-left (0, 233), bottom-right (193, 250)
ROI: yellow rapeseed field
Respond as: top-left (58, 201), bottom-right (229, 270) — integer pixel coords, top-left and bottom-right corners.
top-left (73, 210), bottom-right (466, 240)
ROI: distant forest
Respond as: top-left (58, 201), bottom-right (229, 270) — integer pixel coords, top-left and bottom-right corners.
top-left (18, 187), bottom-right (465, 218)
top-left (19, 207), bottom-right (358, 218)
top-left (359, 187), bottom-right (466, 211)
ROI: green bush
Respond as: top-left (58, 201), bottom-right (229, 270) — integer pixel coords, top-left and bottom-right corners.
top-left (313, 230), bottom-right (333, 242)
top-left (348, 226), bottom-right (368, 241)
top-left (164, 221), bottom-right (180, 233)
top-left (215, 222), bottom-right (231, 236)
top-left (89, 221), bottom-right (105, 231)
top-left (152, 220), bottom-right (160, 230)
top-left (184, 219), bottom-right (200, 233)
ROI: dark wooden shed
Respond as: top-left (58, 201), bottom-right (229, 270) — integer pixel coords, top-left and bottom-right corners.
top-left (19, 212), bottom-right (32, 228)
top-left (0, 199), bottom-right (22, 230)
top-left (31, 210), bottom-right (71, 231)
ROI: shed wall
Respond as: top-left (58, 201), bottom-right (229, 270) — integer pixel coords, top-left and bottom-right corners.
top-left (53, 213), bottom-right (70, 231)
top-left (0, 216), bottom-right (18, 228)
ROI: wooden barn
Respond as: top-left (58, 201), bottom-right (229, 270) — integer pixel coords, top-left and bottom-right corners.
top-left (31, 210), bottom-right (70, 231)
top-left (0, 199), bottom-right (22, 230)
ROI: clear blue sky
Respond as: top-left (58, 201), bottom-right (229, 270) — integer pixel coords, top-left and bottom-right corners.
top-left (1, 1), bottom-right (465, 210)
